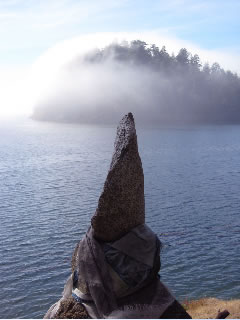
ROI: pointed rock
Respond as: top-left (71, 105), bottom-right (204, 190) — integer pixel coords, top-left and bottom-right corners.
top-left (91, 112), bottom-right (145, 241)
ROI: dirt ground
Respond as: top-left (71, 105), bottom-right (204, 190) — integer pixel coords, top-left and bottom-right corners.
top-left (185, 298), bottom-right (240, 319)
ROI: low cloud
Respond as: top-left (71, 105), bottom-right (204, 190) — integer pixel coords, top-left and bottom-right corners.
top-left (31, 36), bottom-right (240, 125)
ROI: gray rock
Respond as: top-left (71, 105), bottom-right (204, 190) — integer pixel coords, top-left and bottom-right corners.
top-left (91, 112), bottom-right (145, 241)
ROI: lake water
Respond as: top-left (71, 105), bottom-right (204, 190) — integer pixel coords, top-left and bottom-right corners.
top-left (0, 118), bottom-right (240, 318)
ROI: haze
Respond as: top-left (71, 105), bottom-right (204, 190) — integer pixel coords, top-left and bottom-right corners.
top-left (32, 40), bottom-right (240, 125)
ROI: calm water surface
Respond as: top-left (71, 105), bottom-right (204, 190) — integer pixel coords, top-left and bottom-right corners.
top-left (0, 119), bottom-right (240, 318)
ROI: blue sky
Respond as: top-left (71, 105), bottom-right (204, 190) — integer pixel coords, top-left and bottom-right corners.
top-left (0, 0), bottom-right (239, 116)
top-left (1, 0), bottom-right (239, 65)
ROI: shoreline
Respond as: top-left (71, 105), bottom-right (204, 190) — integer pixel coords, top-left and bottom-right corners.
top-left (184, 297), bottom-right (240, 319)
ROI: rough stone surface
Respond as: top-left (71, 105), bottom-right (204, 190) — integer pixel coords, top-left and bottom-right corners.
top-left (91, 112), bottom-right (145, 241)
top-left (54, 297), bottom-right (90, 319)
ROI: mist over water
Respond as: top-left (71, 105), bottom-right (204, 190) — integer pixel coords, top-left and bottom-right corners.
top-left (32, 40), bottom-right (240, 125)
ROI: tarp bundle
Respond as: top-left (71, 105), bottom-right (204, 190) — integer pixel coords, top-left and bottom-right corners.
top-left (71, 224), bottom-right (175, 319)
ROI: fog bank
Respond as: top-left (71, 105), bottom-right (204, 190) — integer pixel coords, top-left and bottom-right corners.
top-left (32, 40), bottom-right (240, 125)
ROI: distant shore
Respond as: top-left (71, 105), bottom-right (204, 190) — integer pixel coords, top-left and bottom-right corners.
top-left (185, 298), bottom-right (240, 319)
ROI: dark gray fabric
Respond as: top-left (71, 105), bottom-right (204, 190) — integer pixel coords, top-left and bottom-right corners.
top-left (75, 224), bottom-right (175, 318)
top-left (76, 227), bottom-right (117, 318)
top-left (102, 224), bottom-right (161, 289)
top-left (103, 244), bottom-right (152, 287)
top-left (112, 280), bottom-right (175, 319)
top-left (106, 224), bottom-right (157, 267)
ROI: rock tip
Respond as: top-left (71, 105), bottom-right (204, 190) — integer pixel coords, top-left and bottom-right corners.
top-left (127, 112), bottom-right (134, 121)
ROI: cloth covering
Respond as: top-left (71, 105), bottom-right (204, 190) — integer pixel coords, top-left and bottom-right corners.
top-left (73, 224), bottom-right (175, 318)
top-left (44, 224), bottom-right (175, 319)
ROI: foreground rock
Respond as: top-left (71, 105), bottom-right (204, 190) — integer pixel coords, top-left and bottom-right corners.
top-left (91, 112), bottom-right (145, 241)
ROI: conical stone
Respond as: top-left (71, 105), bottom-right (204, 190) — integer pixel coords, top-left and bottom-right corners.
top-left (91, 112), bottom-right (145, 241)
